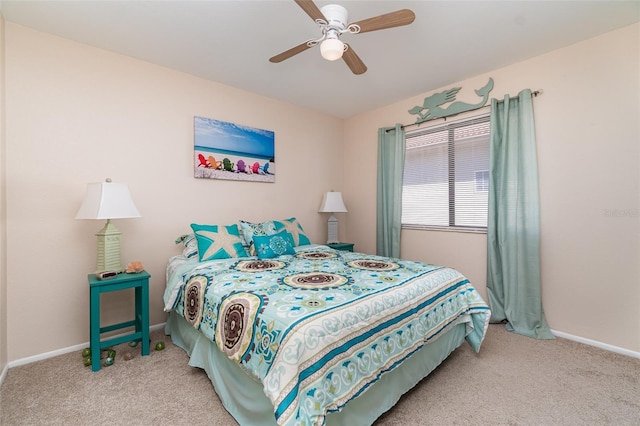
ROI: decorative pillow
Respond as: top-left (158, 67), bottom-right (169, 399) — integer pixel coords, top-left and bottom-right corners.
top-left (253, 231), bottom-right (296, 259)
top-left (273, 217), bottom-right (311, 246)
top-left (190, 223), bottom-right (248, 261)
top-left (239, 220), bottom-right (277, 256)
top-left (175, 234), bottom-right (198, 259)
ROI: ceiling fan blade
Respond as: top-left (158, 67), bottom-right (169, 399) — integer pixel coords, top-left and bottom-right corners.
top-left (351, 9), bottom-right (416, 34)
top-left (294, 0), bottom-right (326, 22)
top-left (342, 44), bottom-right (367, 75)
top-left (269, 41), bottom-right (312, 63)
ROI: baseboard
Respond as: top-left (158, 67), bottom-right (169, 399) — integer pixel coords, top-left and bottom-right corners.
top-left (551, 328), bottom-right (640, 359)
top-left (5, 322), bottom-right (167, 369)
top-left (0, 363), bottom-right (8, 388)
top-left (2, 323), bottom-right (637, 380)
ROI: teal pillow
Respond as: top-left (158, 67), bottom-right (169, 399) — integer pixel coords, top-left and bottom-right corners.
top-left (253, 231), bottom-right (296, 259)
top-left (239, 220), bottom-right (277, 256)
top-left (273, 217), bottom-right (311, 246)
top-left (190, 223), bottom-right (248, 261)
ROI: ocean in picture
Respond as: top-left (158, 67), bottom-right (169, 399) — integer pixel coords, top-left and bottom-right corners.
top-left (194, 116), bottom-right (275, 183)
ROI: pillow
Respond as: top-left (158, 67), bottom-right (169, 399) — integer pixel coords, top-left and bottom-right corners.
top-left (175, 234), bottom-right (198, 259)
top-left (190, 223), bottom-right (248, 261)
top-left (253, 230), bottom-right (296, 259)
top-left (273, 217), bottom-right (311, 246)
top-left (239, 220), bottom-right (277, 256)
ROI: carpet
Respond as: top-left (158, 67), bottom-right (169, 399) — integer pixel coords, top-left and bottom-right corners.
top-left (1, 324), bottom-right (638, 425)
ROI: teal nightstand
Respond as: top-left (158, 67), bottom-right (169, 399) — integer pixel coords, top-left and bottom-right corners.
top-left (88, 271), bottom-right (150, 372)
top-left (327, 242), bottom-right (355, 252)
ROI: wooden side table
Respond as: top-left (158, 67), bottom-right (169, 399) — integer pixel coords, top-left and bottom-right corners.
top-left (88, 270), bottom-right (150, 372)
top-left (327, 242), bottom-right (355, 252)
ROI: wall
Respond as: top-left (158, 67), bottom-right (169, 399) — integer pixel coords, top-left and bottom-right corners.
top-left (3, 20), bottom-right (639, 363)
top-left (4, 23), bottom-right (344, 361)
top-left (344, 23), bottom-right (640, 353)
top-left (0, 14), bottom-right (7, 376)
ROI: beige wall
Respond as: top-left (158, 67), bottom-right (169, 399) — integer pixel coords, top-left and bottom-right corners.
top-left (4, 23), bottom-right (344, 361)
top-left (344, 23), bottom-right (640, 353)
top-left (2, 20), bottom-right (639, 363)
top-left (1, 14), bottom-right (7, 373)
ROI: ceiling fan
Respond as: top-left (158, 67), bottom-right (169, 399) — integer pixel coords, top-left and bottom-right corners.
top-left (269, 0), bottom-right (416, 75)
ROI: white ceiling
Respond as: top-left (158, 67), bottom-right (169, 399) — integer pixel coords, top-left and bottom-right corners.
top-left (2, 1), bottom-right (639, 118)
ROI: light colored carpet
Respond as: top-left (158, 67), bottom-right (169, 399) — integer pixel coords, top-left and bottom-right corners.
top-left (1, 324), bottom-right (638, 425)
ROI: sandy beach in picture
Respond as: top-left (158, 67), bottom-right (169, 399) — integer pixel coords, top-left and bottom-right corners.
top-left (194, 150), bottom-right (275, 182)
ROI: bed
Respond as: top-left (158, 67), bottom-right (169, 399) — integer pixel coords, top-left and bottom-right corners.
top-left (164, 219), bottom-right (490, 426)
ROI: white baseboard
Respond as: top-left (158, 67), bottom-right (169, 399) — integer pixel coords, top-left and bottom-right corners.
top-left (551, 328), bottom-right (640, 359)
top-left (5, 322), bottom-right (167, 369)
top-left (0, 363), bottom-right (8, 388)
top-left (2, 324), bottom-right (637, 390)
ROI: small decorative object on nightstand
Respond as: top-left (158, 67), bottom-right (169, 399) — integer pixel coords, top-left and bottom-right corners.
top-left (327, 242), bottom-right (354, 252)
top-left (88, 270), bottom-right (150, 372)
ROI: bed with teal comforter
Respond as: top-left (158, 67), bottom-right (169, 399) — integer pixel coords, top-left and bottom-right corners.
top-left (164, 244), bottom-right (490, 426)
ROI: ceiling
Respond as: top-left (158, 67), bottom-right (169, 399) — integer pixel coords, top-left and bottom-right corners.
top-left (2, 1), bottom-right (639, 118)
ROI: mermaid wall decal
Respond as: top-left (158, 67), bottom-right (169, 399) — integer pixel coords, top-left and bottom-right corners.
top-left (408, 78), bottom-right (494, 124)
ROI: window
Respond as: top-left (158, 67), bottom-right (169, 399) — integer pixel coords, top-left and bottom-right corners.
top-left (402, 115), bottom-right (490, 230)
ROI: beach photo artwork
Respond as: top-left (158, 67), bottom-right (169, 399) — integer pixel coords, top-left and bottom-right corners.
top-left (194, 116), bottom-right (275, 183)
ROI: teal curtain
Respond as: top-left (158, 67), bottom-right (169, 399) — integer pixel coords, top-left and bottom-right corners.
top-left (487, 90), bottom-right (554, 339)
top-left (376, 124), bottom-right (405, 258)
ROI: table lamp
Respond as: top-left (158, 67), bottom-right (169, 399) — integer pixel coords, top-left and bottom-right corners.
top-left (318, 191), bottom-right (348, 244)
top-left (75, 178), bottom-right (141, 273)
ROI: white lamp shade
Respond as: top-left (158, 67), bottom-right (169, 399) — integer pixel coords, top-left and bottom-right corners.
top-left (320, 38), bottom-right (345, 61)
top-left (75, 181), bottom-right (141, 219)
top-left (318, 191), bottom-right (348, 213)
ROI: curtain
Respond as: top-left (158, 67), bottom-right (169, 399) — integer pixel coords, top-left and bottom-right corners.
top-left (487, 90), bottom-right (554, 339)
top-left (376, 124), bottom-right (405, 258)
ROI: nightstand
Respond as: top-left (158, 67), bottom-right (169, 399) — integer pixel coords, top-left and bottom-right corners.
top-left (327, 242), bottom-right (355, 252)
top-left (88, 270), bottom-right (150, 372)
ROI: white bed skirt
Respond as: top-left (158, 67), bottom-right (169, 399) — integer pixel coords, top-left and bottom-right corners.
top-left (166, 312), bottom-right (469, 425)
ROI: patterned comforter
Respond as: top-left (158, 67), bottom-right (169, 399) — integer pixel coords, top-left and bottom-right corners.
top-left (164, 244), bottom-right (490, 426)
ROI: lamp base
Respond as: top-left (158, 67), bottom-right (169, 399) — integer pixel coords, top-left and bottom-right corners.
top-left (95, 219), bottom-right (123, 274)
top-left (326, 215), bottom-right (339, 244)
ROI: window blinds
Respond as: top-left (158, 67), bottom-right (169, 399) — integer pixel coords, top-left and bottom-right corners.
top-left (402, 115), bottom-right (490, 229)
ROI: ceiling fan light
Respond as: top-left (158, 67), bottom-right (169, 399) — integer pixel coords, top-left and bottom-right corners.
top-left (320, 38), bottom-right (344, 61)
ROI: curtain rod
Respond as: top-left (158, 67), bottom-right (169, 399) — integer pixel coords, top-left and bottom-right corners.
top-left (386, 89), bottom-right (543, 133)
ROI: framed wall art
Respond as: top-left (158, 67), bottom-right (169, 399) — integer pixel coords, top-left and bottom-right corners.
top-left (194, 116), bottom-right (275, 183)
